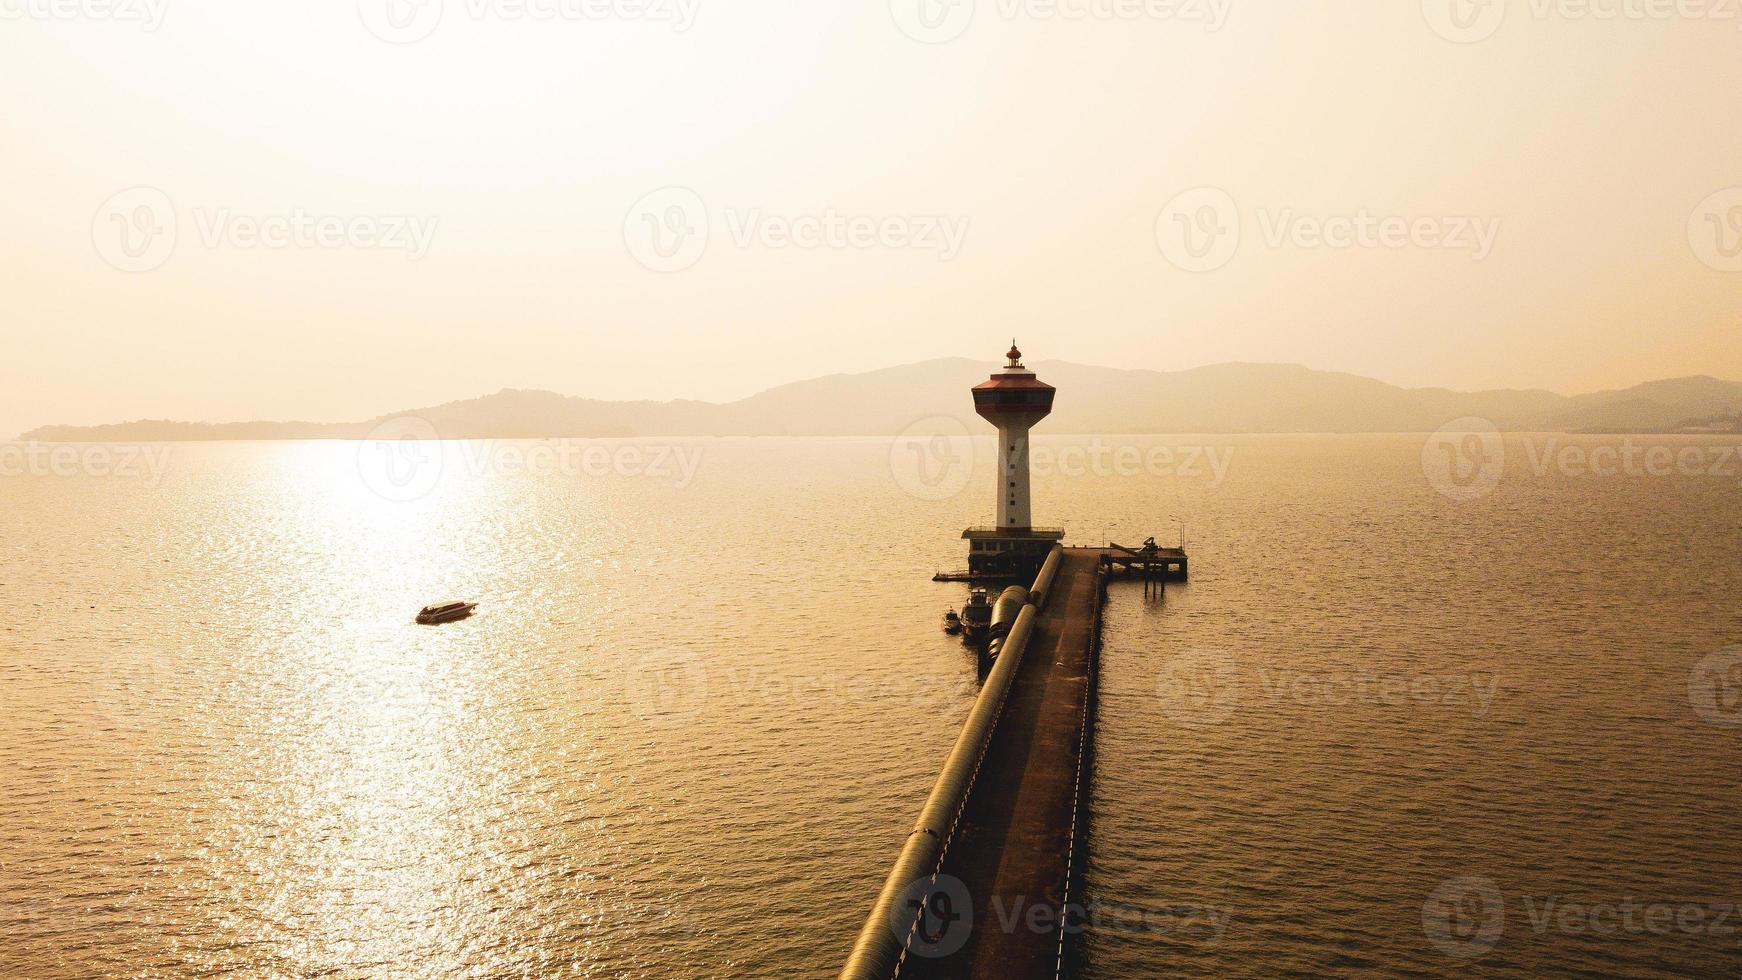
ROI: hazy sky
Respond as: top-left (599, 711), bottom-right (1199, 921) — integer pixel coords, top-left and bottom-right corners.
top-left (5, 0), bottom-right (1742, 437)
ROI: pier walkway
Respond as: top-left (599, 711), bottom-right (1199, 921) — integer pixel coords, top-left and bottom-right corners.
top-left (906, 548), bottom-right (1101, 978)
top-left (843, 547), bottom-right (1112, 980)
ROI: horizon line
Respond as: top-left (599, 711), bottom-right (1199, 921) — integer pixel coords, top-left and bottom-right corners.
top-left (17, 355), bottom-right (1741, 438)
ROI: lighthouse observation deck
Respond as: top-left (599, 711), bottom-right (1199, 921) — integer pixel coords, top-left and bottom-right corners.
top-left (971, 344), bottom-right (1055, 532)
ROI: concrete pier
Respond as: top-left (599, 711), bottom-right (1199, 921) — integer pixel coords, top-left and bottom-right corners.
top-left (842, 548), bottom-right (1109, 980)
top-left (913, 548), bottom-right (1103, 978)
top-left (843, 347), bottom-right (1183, 980)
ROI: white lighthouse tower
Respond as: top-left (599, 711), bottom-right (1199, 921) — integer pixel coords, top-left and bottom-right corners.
top-left (964, 343), bottom-right (1064, 577)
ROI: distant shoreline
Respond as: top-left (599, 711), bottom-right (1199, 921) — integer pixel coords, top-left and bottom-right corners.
top-left (12, 428), bottom-right (1742, 444)
top-left (19, 359), bottom-right (1742, 442)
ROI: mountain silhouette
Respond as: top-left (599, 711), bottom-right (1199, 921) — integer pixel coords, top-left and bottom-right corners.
top-left (19, 360), bottom-right (1742, 441)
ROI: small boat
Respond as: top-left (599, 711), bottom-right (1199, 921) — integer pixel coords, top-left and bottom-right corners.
top-left (960, 588), bottom-right (992, 642)
top-left (942, 609), bottom-right (962, 634)
top-left (416, 600), bottom-right (477, 625)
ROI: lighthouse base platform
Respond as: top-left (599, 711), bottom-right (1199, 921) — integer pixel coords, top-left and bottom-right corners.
top-left (959, 526), bottom-right (1066, 580)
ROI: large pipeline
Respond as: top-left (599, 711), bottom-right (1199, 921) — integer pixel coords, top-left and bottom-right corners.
top-left (988, 585), bottom-right (1028, 645)
top-left (840, 603), bottom-right (1041, 980)
top-left (1028, 545), bottom-right (1064, 611)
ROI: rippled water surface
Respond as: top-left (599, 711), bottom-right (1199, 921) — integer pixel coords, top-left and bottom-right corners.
top-left (2, 435), bottom-right (1739, 977)
top-left (1083, 435), bottom-right (1742, 977)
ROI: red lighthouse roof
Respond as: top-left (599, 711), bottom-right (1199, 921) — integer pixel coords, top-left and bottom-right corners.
top-left (973, 340), bottom-right (1057, 393)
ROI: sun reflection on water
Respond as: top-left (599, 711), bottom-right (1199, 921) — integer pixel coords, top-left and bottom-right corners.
top-left (176, 442), bottom-right (559, 976)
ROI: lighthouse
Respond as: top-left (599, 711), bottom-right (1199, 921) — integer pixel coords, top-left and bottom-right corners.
top-left (963, 343), bottom-right (1065, 577)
